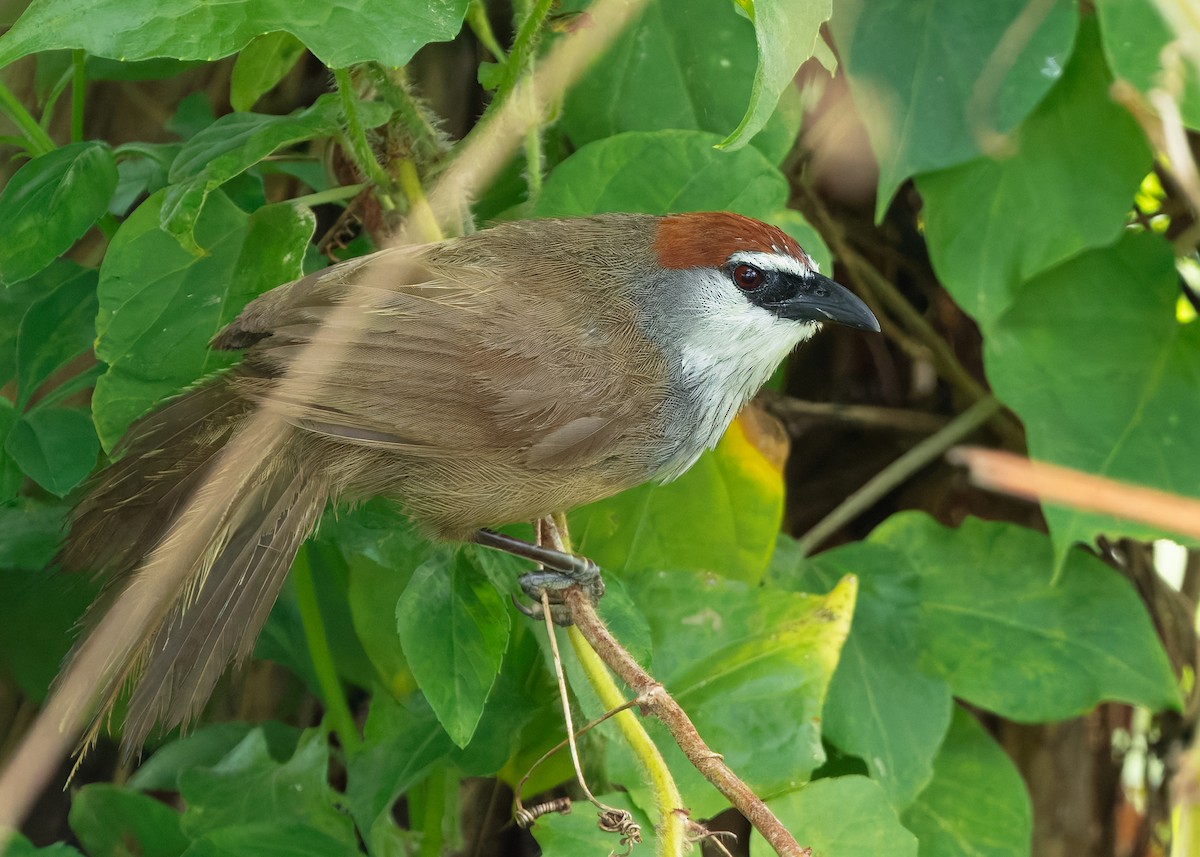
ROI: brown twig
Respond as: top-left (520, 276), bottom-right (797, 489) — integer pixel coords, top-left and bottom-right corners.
top-left (949, 445), bottom-right (1200, 541)
top-left (560, 587), bottom-right (809, 857)
top-left (758, 390), bottom-right (949, 433)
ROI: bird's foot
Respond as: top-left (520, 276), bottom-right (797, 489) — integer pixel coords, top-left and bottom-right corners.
top-left (471, 528), bottom-right (604, 626)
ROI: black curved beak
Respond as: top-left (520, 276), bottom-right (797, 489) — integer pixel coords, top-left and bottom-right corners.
top-left (774, 272), bottom-right (880, 332)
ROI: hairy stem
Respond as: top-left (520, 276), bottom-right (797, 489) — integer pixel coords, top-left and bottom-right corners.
top-left (333, 66), bottom-right (396, 209)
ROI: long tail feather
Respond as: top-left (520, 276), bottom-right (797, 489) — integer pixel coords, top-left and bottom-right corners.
top-left (58, 376), bottom-right (330, 760)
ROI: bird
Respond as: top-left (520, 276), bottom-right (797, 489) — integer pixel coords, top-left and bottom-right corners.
top-left (58, 210), bottom-right (879, 759)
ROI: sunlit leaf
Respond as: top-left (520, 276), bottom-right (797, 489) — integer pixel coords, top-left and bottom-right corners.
top-left (780, 540), bottom-right (953, 808)
top-left (604, 572), bottom-right (855, 817)
top-left (719, 0), bottom-right (832, 150)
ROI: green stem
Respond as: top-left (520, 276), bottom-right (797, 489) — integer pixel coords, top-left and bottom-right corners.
top-left (0, 80), bottom-right (55, 156)
top-left (496, 0), bottom-right (556, 100)
top-left (523, 126), bottom-right (543, 201)
top-left (364, 65), bottom-right (447, 165)
top-left (292, 544), bottom-right (361, 753)
top-left (413, 765), bottom-right (449, 857)
top-left (333, 67), bottom-right (396, 209)
top-left (289, 182), bottom-right (367, 208)
top-left (467, 0), bottom-right (508, 61)
top-left (567, 627), bottom-right (686, 856)
top-left (795, 396), bottom-right (1004, 556)
top-left (553, 514), bottom-right (685, 857)
top-left (70, 50), bottom-right (86, 143)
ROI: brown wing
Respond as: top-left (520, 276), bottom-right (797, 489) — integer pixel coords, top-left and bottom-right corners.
top-left (214, 234), bottom-right (670, 474)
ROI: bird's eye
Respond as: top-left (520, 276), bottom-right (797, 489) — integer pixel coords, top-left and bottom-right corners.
top-left (732, 263), bottom-right (762, 290)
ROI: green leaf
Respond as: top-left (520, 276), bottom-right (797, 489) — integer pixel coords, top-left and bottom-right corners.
top-left (111, 142), bottom-right (180, 216)
top-left (343, 693), bottom-right (455, 835)
top-left (0, 276), bottom-right (46, 386)
top-left (0, 0), bottom-right (470, 69)
top-left (535, 128), bottom-right (790, 221)
top-left (831, 0), bottom-right (1078, 218)
top-left (781, 540), bottom-right (953, 808)
top-left (1096, 0), bottom-right (1200, 129)
top-left (570, 414), bottom-right (785, 582)
top-left (69, 785), bottom-right (190, 857)
top-left (179, 729), bottom-right (354, 845)
top-left (130, 722), bottom-right (300, 792)
top-left (336, 505), bottom-right (430, 696)
top-left (5, 407), bottom-right (99, 496)
top-left (985, 232), bottom-right (1200, 557)
top-left (0, 503), bottom-right (95, 702)
top-left (719, 0), bottom-right (832, 150)
top-left (230, 32), bottom-right (306, 112)
top-left (0, 142), bottom-right (117, 284)
top-left (15, 262), bottom-right (97, 409)
top-left (0, 399), bottom-right (22, 502)
top-left (93, 192), bottom-right (314, 448)
top-left (919, 18), bottom-right (1151, 326)
top-left (162, 94), bottom-right (378, 248)
top-left (0, 500), bottom-right (66, 570)
top-left (180, 824), bottom-right (361, 857)
top-left (0, 834), bottom-right (84, 857)
top-left (902, 707), bottom-right (1032, 857)
top-left (395, 547), bottom-right (511, 747)
top-left (560, 0), bottom-right (803, 164)
top-left (605, 572), bottom-right (856, 817)
top-left (752, 776), bottom-right (918, 857)
top-left (870, 513), bottom-right (1181, 719)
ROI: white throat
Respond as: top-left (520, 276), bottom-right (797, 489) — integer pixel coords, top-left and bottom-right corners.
top-left (646, 268), bottom-right (818, 481)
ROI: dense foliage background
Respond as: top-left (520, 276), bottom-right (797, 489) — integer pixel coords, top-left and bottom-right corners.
top-left (0, 0), bottom-right (1195, 855)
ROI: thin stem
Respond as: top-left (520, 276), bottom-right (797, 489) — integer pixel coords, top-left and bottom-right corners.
top-left (496, 0), bottom-right (556, 99)
top-left (467, 0), bottom-right (509, 61)
top-left (798, 185), bottom-right (1024, 445)
top-left (397, 159), bottom-right (443, 242)
top-left (289, 182), bottom-right (367, 208)
top-left (363, 65), bottom-right (448, 166)
top-left (291, 544), bottom-right (361, 753)
top-left (333, 67), bottom-right (396, 209)
top-left (71, 50), bottom-right (86, 143)
top-left (567, 626), bottom-right (685, 856)
top-left (544, 513), bottom-right (684, 857)
top-left (795, 395), bottom-right (1003, 556)
top-left (561, 587), bottom-right (808, 857)
top-left (0, 80), bottom-right (55, 156)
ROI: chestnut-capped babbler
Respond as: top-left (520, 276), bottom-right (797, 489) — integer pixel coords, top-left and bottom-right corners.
top-left (60, 211), bottom-right (879, 758)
